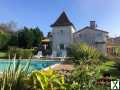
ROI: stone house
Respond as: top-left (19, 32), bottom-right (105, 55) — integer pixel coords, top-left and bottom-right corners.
top-left (74, 21), bottom-right (108, 54)
top-left (50, 12), bottom-right (109, 56)
top-left (50, 12), bottom-right (75, 56)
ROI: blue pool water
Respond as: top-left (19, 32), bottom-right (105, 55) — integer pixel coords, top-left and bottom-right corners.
top-left (0, 59), bottom-right (61, 72)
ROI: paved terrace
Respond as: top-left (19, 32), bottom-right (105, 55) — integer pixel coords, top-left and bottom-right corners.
top-left (51, 64), bottom-right (74, 74)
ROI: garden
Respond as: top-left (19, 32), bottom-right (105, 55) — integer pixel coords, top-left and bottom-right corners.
top-left (0, 43), bottom-right (120, 90)
top-left (0, 23), bottom-right (120, 90)
top-left (0, 23), bottom-right (44, 59)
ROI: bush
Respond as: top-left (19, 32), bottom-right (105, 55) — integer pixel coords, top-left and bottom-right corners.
top-left (9, 48), bottom-right (34, 59)
top-left (114, 47), bottom-right (120, 56)
top-left (17, 27), bottom-right (44, 48)
top-left (0, 60), bottom-right (30, 90)
top-left (0, 32), bottom-right (11, 49)
top-left (0, 58), bottom-right (112, 90)
top-left (28, 69), bottom-right (67, 90)
top-left (0, 51), bottom-right (8, 58)
top-left (67, 43), bottom-right (101, 64)
top-left (65, 60), bottom-right (110, 90)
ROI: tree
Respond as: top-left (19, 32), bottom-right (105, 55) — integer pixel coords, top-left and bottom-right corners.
top-left (0, 32), bottom-right (11, 50)
top-left (0, 21), bottom-right (17, 33)
top-left (18, 27), bottom-right (33, 48)
top-left (8, 33), bottom-right (18, 46)
top-left (0, 22), bottom-right (18, 49)
top-left (17, 27), bottom-right (44, 48)
top-left (32, 27), bottom-right (44, 47)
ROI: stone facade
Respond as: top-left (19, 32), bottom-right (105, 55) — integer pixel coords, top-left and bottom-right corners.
top-left (50, 12), bottom-right (76, 56)
top-left (74, 21), bottom-right (108, 54)
top-left (50, 12), bottom-right (109, 56)
top-left (52, 26), bottom-right (75, 56)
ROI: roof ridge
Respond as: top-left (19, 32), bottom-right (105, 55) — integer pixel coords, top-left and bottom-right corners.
top-left (76, 26), bottom-right (108, 33)
top-left (51, 11), bottom-right (74, 27)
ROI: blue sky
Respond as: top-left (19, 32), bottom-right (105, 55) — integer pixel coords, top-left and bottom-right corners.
top-left (0, 0), bottom-right (120, 37)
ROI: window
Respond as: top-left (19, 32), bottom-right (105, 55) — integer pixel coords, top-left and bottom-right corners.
top-left (79, 34), bottom-right (82, 38)
top-left (61, 30), bottom-right (64, 35)
top-left (97, 32), bottom-right (101, 36)
top-left (59, 44), bottom-right (64, 50)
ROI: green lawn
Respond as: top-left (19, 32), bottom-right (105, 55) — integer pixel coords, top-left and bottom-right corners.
top-left (0, 51), bottom-right (7, 58)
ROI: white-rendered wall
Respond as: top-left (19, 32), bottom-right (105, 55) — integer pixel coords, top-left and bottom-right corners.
top-left (52, 26), bottom-right (75, 51)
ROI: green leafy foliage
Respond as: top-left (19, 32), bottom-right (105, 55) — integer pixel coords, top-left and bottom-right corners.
top-left (8, 33), bottom-right (18, 46)
top-left (28, 69), bottom-right (67, 90)
top-left (0, 32), bottom-right (11, 49)
top-left (18, 27), bottom-right (44, 48)
top-left (0, 23), bottom-right (44, 50)
top-left (8, 48), bottom-right (34, 59)
top-left (67, 43), bottom-right (101, 64)
top-left (99, 60), bottom-right (120, 78)
top-left (0, 59), bottom-right (117, 90)
top-left (113, 46), bottom-right (120, 56)
top-left (0, 60), bottom-right (30, 90)
top-left (65, 60), bottom-right (111, 90)
top-left (0, 51), bottom-right (8, 58)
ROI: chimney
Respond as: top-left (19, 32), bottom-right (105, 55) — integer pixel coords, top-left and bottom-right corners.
top-left (90, 21), bottom-right (96, 29)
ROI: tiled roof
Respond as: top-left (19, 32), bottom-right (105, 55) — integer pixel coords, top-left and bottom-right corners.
top-left (42, 38), bottom-right (50, 42)
top-left (75, 26), bottom-right (108, 34)
top-left (51, 12), bottom-right (74, 27)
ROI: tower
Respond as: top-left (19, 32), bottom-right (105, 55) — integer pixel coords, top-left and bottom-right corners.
top-left (51, 12), bottom-right (76, 57)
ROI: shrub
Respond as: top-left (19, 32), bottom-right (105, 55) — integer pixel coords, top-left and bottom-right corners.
top-left (0, 58), bottom-right (112, 90)
top-left (114, 47), bottom-right (120, 56)
top-left (67, 43), bottom-right (101, 64)
top-left (0, 51), bottom-right (8, 58)
top-left (9, 48), bottom-right (33, 59)
top-left (65, 60), bottom-right (110, 90)
top-left (0, 60), bottom-right (30, 90)
top-left (99, 60), bottom-right (120, 79)
top-left (0, 32), bottom-right (11, 49)
top-left (28, 69), bottom-right (67, 90)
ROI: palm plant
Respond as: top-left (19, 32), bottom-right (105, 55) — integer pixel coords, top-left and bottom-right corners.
top-left (67, 43), bottom-right (101, 64)
top-left (100, 61), bottom-right (120, 78)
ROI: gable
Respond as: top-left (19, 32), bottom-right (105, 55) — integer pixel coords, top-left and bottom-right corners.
top-left (51, 12), bottom-right (74, 27)
top-left (75, 26), bottom-right (108, 35)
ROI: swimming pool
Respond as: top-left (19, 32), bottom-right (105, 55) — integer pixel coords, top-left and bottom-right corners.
top-left (0, 59), bottom-right (62, 72)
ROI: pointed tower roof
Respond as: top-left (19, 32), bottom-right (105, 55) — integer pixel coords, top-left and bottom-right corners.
top-left (51, 12), bottom-right (74, 27)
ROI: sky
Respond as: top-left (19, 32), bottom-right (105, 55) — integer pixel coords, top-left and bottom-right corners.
top-left (0, 0), bottom-right (120, 37)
